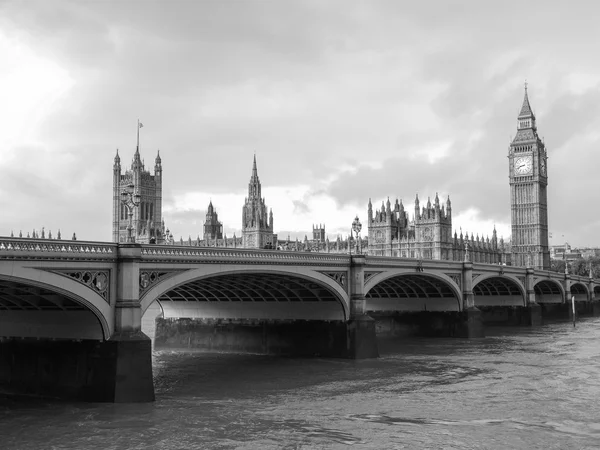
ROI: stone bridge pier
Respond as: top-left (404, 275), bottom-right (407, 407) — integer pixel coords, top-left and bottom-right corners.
top-left (0, 243), bottom-right (155, 403)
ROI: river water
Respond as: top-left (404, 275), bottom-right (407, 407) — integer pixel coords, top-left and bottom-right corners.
top-left (2, 318), bottom-right (600, 449)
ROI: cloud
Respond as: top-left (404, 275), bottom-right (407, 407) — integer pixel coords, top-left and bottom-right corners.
top-left (0, 1), bottom-right (599, 248)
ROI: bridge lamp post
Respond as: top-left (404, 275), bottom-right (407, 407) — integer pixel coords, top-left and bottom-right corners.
top-left (352, 215), bottom-right (362, 254)
top-left (121, 183), bottom-right (141, 243)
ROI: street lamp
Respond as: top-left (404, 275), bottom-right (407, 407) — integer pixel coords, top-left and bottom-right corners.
top-left (352, 215), bottom-right (362, 254)
top-left (121, 183), bottom-right (141, 243)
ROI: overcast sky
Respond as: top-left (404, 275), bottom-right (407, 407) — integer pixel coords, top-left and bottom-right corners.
top-left (1, 0), bottom-right (599, 247)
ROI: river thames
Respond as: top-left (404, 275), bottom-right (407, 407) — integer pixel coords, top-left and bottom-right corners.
top-left (1, 318), bottom-right (600, 449)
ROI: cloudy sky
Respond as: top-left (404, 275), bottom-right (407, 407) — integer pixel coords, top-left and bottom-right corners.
top-left (1, 0), bottom-right (599, 247)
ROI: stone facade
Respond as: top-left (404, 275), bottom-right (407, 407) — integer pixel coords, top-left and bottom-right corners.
top-left (313, 224), bottom-right (326, 242)
top-left (203, 201), bottom-right (223, 240)
top-left (241, 156), bottom-right (276, 249)
top-left (112, 145), bottom-right (165, 244)
top-left (509, 86), bottom-right (550, 269)
top-left (366, 194), bottom-right (508, 263)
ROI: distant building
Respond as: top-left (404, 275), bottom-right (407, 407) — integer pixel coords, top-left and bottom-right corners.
top-left (313, 224), bottom-right (326, 242)
top-left (241, 156), bottom-right (276, 249)
top-left (112, 144), bottom-right (165, 244)
top-left (203, 201), bottom-right (223, 240)
top-left (366, 194), bottom-right (507, 263)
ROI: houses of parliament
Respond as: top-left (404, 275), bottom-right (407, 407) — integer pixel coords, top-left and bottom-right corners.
top-left (112, 87), bottom-right (550, 269)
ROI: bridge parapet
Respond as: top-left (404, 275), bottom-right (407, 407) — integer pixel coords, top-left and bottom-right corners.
top-left (0, 237), bottom-right (117, 261)
top-left (140, 245), bottom-right (350, 266)
top-left (364, 256), bottom-right (459, 270)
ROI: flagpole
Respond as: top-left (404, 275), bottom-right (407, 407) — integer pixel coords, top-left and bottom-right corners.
top-left (137, 119), bottom-right (140, 150)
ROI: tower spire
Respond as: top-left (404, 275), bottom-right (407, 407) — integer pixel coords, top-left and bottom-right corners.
top-left (518, 82), bottom-right (534, 119)
top-left (251, 153), bottom-right (258, 180)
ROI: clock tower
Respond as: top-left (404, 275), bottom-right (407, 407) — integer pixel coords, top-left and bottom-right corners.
top-left (508, 85), bottom-right (550, 269)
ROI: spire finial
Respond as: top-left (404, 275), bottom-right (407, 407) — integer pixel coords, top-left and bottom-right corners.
top-left (250, 153), bottom-right (259, 181)
top-left (518, 82), bottom-right (533, 118)
top-left (136, 119), bottom-right (144, 156)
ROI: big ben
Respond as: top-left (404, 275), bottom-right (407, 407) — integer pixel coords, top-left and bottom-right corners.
top-left (508, 85), bottom-right (550, 269)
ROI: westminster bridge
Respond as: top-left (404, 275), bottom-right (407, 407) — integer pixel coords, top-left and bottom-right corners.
top-left (0, 237), bottom-right (598, 402)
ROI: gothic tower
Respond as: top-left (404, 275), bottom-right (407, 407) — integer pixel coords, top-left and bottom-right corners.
top-left (413, 193), bottom-right (453, 260)
top-left (242, 155), bottom-right (275, 248)
top-left (313, 224), bottom-right (326, 242)
top-left (203, 201), bottom-right (223, 240)
top-left (508, 85), bottom-right (550, 269)
top-left (112, 142), bottom-right (164, 243)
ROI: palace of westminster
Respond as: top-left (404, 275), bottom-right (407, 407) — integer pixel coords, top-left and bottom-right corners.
top-left (111, 88), bottom-right (551, 269)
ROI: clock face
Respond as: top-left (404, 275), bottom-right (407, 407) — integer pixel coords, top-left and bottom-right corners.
top-left (514, 156), bottom-right (533, 175)
top-left (540, 158), bottom-right (547, 176)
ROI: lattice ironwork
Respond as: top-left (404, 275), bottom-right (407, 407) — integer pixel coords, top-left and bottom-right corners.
top-left (49, 270), bottom-right (110, 303)
top-left (139, 270), bottom-right (185, 295)
top-left (319, 271), bottom-right (347, 291)
top-left (363, 271), bottom-right (381, 284)
top-left (446, 273), bottom-right (462, 290)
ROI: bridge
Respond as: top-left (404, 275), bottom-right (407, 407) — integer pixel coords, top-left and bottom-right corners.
top-left (0, 236), bottom-right (598, 402)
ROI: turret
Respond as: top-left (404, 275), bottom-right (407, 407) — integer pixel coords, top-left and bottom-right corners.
top-left (414, 194), bottom-right (420, 220)
top-left (113, 149), bottom-right (121, 171)
top-left (155, 150), bottom-right (162, 173)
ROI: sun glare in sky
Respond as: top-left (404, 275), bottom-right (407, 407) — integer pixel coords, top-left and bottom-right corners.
top-left (0, 35), bottom-right (74, 163)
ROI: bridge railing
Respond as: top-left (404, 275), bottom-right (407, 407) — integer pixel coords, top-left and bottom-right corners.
top-left (140, 244), bottom-right (351, 265)
top-left (0, 237), bottom-right (118, 260)
top-left (365, 256), bottom-right (463, 271)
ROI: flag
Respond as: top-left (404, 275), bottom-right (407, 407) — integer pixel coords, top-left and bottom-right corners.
top-left (139, 122), bottom-right (144, 128)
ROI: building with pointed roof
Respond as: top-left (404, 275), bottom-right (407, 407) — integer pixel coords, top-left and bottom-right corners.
top-left (203, 201), bottom-right (223, 240)
top-left (509, 84), bottom-right (550, 269)
top-left (366, 193), bottom-right (506, 262)
top-left (112, 140), bottom-right (165, 243)
top-left (242, 155), bottom-right (276, 248)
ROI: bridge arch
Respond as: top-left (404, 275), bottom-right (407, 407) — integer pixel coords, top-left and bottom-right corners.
top-left (0, 273), bottom-right (111, 340)
top-left (569, 281), bottom-right (589, 301)
top-left (140, 266), bottom-right (350, 321)
top-left (472, 274), bottom-right (526, 307)
top-left (364, 270), bottom-right (462, 312)
top-left (533, 278), bottom-right (566, 303)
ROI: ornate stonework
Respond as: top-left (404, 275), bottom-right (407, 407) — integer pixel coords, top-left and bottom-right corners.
top-left (363, 271), bottom-right (381, 284)
top-left (319, 271), bottom-right (347, 291)
top-left (366, 194), bottom-right (506, 264)
top-left (509, 86), bottom-right (550, 270)
top-left (139, 270), bottom-right (186, 296)
top-left (241, 156), bottom-right (276, 249)
top-left (47, 269), bottom-right (110, 303)
top-left (112, 144), bottom-right (164, 244)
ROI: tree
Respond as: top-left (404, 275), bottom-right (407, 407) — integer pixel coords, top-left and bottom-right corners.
top-left (565, 256), bottom-right (600, 278)
top-left (550, 259), bottom-right (566, 273)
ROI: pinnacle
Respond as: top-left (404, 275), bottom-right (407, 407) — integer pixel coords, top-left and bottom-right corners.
top-left (518, 84), bottom-right (534, 118)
